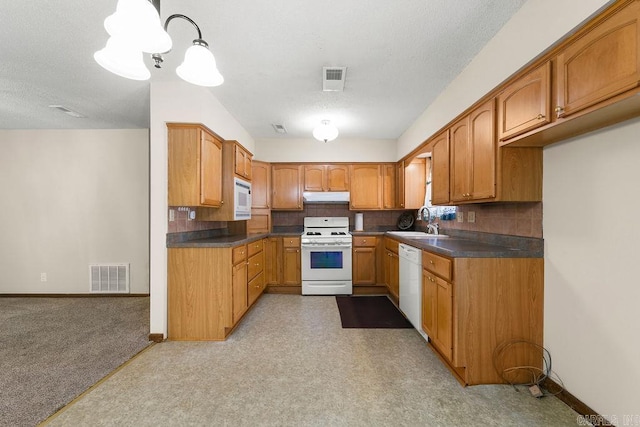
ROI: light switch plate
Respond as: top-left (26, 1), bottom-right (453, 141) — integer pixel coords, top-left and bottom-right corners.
top-left (468, 211), bottom-right (476, 223)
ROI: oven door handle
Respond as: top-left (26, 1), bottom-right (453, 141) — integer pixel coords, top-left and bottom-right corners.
top-left (302, 243), bottom-right (353, 248)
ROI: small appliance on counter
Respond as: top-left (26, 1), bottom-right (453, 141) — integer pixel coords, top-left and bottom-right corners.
top-left (396, 211), bottom-right (415, 230)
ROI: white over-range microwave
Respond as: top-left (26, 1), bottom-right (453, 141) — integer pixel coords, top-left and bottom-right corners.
top-left (234, 177), bottom-right (251, 220)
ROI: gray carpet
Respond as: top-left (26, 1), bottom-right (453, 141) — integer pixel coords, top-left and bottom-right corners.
top-left (0, 297), bottom-right (151, 427)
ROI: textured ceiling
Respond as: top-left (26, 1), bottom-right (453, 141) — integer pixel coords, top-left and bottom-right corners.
top-left (0, 0), bottom-right (527, 138)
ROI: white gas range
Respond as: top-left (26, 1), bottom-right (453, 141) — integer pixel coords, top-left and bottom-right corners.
top-left (301, 217), bottom-right (353, 295)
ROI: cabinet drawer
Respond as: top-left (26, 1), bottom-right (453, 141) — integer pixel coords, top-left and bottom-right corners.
top-left (422, 250), bottom-right (452, 281)
top-left (353, 236), bottom-right (377, 247)
top-left (248, 272), bottom-right (264, 306)
top-left (232, 245), bottom-right (247, 265)
top-left (248, 239), bottom-right (264, 257)
top-left (248, 252), bottom-right (264, 281)
top-left (283, 236), bottom-right (301, 248)
top-left (384, 237), bottom-right (399, 253)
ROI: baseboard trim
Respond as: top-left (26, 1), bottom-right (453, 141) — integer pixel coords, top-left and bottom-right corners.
top-left (542, 378), bottom-right (612, 426)
top-left (0, 293), bottom-right (150, 297)
top-left (148, 333), bottom-right (164, 343)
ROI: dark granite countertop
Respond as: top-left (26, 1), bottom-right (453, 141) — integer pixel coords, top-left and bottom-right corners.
top-left (167, 227), bottom-right (542, 258)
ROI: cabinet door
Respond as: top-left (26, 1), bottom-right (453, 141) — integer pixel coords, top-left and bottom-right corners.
top-left (282, 246), bottom-right (301, 285)
top-left (200, 130), bottom-right (223, 206)
top-left (389, 252), bottom-right (399, 300)
top-left (497, 62), bottom-right (551, 140)
top-left (232, 261), bottom-right (248, 324)
top-left (326, 165), bottom-right (350, 191)
top-left (434, 276), bottom-right (453, 362)
top-left (272, 165), bottom-right (304, 210)
top-left (422, 271), bottom-right (437, 339)
top-left (353, 247), bottom-right (376, 285)
top-left (556, 1), bottom-right (640, 118)
top-left (431, 130), bottom-right (450, 205)
top-left (450, 116), bottom-right (471, 202)
top-left (304, 165), bottom-right (325, 191)
top-left (265, 237), bottom-right (280, 285)
top-left (251, 161), bottom-right (270, 209)
top-left (382, 164), bottom-right (396, 209)
top-left (396, 161), bottom-right (405, 208)
top-left (248, 272), bottom-right (264, 306)
top-left (349, 164), bottom-right (382, 209)
top-left (234, 145), bottom-right (252, 180)
top-left (404, 158), bottom-right (426, 209)
top-left (468, 100), bottom-right (496, 201)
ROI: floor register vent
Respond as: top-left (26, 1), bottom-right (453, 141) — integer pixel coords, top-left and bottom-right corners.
top-left (89, 264), bottom-right (130, 293)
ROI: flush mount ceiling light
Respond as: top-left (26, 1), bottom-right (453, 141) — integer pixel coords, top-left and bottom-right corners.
top-left (313, 120), bottom-right (339, 143)
top-left (94, 0), bottom-right (223, 87)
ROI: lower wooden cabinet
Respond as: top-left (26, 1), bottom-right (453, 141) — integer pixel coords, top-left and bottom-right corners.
top-left (282, 237), bottom-right (301, 285)
top-left (264, 236), bottom-right (301, 289)
top-left (383, 238), bottom-right (400, 301)
top-left (168, 238), bottom-right (266, 341)
top-left (421, 250), bottom-right (544, 386)
top-left (353, 236), bottom-right (377, 285)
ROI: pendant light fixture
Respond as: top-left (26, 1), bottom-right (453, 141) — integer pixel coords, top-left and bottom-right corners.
top-left (94, 0), bottom-right (223, 87)
top-left (313, 120), bottom-right (339, 143)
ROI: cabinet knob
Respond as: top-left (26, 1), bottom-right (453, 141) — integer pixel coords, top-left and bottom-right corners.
top-left (296, 249), bottom-right (300, 253)
top-left (429, 260), bottom-right (434, 265)
top-left (537, 114), bottom-right (545, 120)
top-left (221, 200), bottom-right (224, 205)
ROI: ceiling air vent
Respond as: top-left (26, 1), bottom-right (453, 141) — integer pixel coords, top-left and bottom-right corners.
top-left (323, 67), bottom-right (347, 91)
top-left (49, 105), bottom-right (86, 118)
top-left (272, 123), bottom-right (287, 134)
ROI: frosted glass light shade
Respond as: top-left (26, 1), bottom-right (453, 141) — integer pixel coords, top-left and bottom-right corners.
top-left (104, 0), bottom-right (172, 53)
top-left (313, 120), bottom-right (339, 142)
top-left (94, 36), bottom-right (151, 81)
top-left (176, 42), bottom-right (224, 87)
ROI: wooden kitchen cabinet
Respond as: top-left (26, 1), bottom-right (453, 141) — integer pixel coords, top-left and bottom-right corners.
top-left (271, 164), bottom-right (304, 210)
top-left (304, 164), bottom-right (349, 191)
top-left (396, 161), bottom-right (405, 208)
top-left (403, 158), bottom-right (426, 209)
top-left (232, 245), bottom-right (249, 324)
top-left (430, 130), bottom-right (450, 205)
top-left (167, 123), bottom-right (223, 207)
top-left (265, 237), bottom-right (280, 285)
top-left (282, 237), bottom-right (301, 285)
top-left (450, 99), bottom-right (496, 203)
top-left (352, 236), bottom-right (378, 285)
top-left (556, 0), bottom-right (640, 120)
top-left (168, 239), bottom-right (267, 341)
top-left (383, 238), bottom-right (400, 302)
top-left (382, 164), bottom-right (396, 209)
top-left (497, 62), bottom-right (551, 141)
top-left (420, 250), bottom-right (544, 386)
top-left (349, 164), bottom-right (383, 210)
top-left (234, 143), bottom-right (252, 180)
top-left (247, 160), bottom-right (271, 234)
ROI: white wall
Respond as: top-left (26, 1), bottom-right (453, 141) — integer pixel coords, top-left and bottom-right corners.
top-left (255, 138), bottom-right (396, 162)
top-left (544, 119), bottom-right (640, 422)
top-left (396, 0), bottom-right (613, 158)
top-left (0, 129), bottom-right (149, 293)
top-left (149, 81), bottom-right (255, 337)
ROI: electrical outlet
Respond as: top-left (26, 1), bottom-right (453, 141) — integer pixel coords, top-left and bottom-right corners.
top-left (457, 212), bottom-right (464, 223)
top-left (40, 273), bottom-right (47, 282)
top-left (169, 209), bottom-right (175, 222)
top-left (468, 211), bottom-right (476, 223)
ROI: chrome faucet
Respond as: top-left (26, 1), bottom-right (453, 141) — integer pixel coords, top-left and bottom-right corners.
top-left (417, 206), bottom-right (439, 235)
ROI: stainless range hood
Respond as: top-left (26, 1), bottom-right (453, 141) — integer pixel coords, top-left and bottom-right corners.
top-left (303, 191), bottom-right (350, 204)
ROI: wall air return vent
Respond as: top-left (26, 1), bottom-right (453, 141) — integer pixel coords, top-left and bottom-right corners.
top-left (323, 67), bottom-right (347, 91)
top-left (89, 264), bottom-right (130, 293)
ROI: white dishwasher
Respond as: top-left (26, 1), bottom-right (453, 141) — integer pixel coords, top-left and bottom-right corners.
top-left (399, 243), bottom-right (429, 342)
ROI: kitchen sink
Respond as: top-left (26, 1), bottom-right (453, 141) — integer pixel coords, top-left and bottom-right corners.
top-left (387, 231), bottom-right (449, 238)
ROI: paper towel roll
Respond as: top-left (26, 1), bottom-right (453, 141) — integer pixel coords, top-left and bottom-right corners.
top-left (355, 213), bottom-right (364, 231)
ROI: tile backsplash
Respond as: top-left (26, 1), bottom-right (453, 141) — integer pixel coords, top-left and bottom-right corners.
top-left (169, 202), bottom-right (543, 238)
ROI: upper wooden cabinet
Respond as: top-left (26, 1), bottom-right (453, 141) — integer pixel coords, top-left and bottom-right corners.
top-left (272, 164), bottom-right (304, 210)
top-left (430, 130), bottom-right (450, 206)
top-left (168, 123), bottom-right (223, 208)
top-left (396, 162), bottom-right (405, 209)
top-left (303, 164), bottom-right (349, 192)
top-left (451, 100), bottom-right (496, 203)
top-left (403, 158), bottom-right (426, 209)
top-left (556, 0), bottom-right (640, 119)
top-left (382, 164), bottom-right (396, 209)
top-left (349, 164), bottom-right (383, 210)
top-left (497, 62), bottom-right (551, 141)
top-left (233, 143), bottom-right (252, 180)
top-left (251, 161), bottom-right (271, 209)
